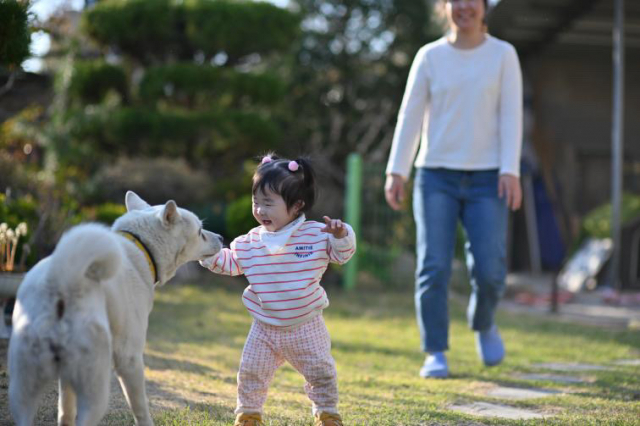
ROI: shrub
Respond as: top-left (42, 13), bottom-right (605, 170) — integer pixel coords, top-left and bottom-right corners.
top-left (95, 202), bottom-right (127, 225)
top-left (184, 0), bottom-right (300, 59)
top-left (225, 195), bottom-right (255, 237)
top-left (66, 106), bottom-right (281, 163)
top-left (0, 193), bottom-right (38, 230)
top-left (0, 151), bottom-right (39, 195)
top-left (90, 157), bottom-right (213, 207)
top-left (189, 201), bottom-right (227, 237)
top-left (0, 106), bottom-right (46, 164)
top-left (582, 193), bottom-right (640, 239)
top-left (139, 63), bottom-right (285, 107)
top-left (82, 0), bottom-right (181, 64)
top-left (69, 61), bottom-right (128, 104)
top-left (83, 0), bottom-right (299, 63)
top-left (71, 202), bottom-right (126, 226)
top-left (0, 0), bottom-right (30, 68)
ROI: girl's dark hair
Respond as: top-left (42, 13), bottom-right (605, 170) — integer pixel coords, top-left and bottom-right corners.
top-left (252, 154), bottom-right (316, 213)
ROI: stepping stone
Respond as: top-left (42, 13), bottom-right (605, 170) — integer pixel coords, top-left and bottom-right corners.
top-left (612, 359), bottom-right (640, 367)
top-left (449, 402), bottom-right (545, 420)
top-left (533, 362), bottom-right (612, 372)
top-left (486, 386), bottom-right (562, 400)
top-left (515, 373), bottom-right (590, 384)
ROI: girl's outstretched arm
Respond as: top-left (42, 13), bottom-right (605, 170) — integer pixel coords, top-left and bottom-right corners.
top-left (200, 247), bottom-right (244, 276)
top-left (322, 216), bottom-right (356, 264)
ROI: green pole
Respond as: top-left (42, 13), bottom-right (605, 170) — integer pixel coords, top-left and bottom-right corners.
top-left (343, 153), bottom-right (362, 290)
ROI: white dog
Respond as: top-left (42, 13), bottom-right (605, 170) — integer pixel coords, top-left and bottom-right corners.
top-left (8, 191), bottom-right (223, 426)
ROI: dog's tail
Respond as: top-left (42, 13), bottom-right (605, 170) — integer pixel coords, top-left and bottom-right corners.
top-left (49, 223), bottom-right (122, 286)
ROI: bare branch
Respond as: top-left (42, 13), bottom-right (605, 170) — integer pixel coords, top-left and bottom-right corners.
top-left (0, 71), bottom-right (17, 98)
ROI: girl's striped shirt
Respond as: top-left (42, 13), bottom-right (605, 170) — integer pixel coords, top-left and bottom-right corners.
top-left (200, 215), bottom-right (356, 327)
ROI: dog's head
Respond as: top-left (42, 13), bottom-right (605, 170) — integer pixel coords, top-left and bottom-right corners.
top-left (112, 191), bottom-right (223, 284)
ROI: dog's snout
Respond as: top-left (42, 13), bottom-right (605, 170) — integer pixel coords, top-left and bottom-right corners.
top-left (217, 234), bottom-right (224, 243)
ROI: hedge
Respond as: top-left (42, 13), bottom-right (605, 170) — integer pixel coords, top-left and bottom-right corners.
top-left (69, 61), bottom-right (128, 104)
top-left (66, 106), bottom-right (281, 160)
top-left (0, 0), bottom-right (30, 68)
top-left (139, 63), bottom-right (285, 106)
top-left (83, 0), bottom-right (300, 64)
top-left (582, 193), bottom-right (640, 239)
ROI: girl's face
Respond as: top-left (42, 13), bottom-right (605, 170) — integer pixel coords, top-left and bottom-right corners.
top-left (446, 0), bottom-right (485, 33)
top-left (252, 188), bottom-right (301, 232)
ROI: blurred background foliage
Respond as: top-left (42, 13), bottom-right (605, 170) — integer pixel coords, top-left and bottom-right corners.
top-left (288, 0), bottom-right (438, 182)
top-left (0, 0), bottom-right (30, 70)
top-left (0, 0), bottom-right (632, 276)
top-left (1, 0), bottom-right (438, 265)
top-left (581, 193), bottom-right (640, 240)
top-left (0, 0), bottom-right (30, 100)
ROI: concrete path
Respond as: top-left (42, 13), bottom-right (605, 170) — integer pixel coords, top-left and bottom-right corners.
top-left (502, 273), bottom-right (640, 330)
top-left (514, 373), bottom-right (591, 384)
top-left (449, 402), bottom-right (546, 420)
top-left (485, 386), bottom-right (563, 400)
top-left (447, 358), bottom-right (632, 420)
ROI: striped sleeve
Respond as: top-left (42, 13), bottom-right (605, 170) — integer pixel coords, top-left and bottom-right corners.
top-left (327, 223), bottom-right (356, 265)
top-left (199, 246), bottom-right (244, 276)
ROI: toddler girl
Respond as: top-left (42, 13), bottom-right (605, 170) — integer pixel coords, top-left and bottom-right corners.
top-left (200, 154), bottom-right (356, 426)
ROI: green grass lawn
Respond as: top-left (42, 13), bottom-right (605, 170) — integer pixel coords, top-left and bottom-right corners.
top-left (104, 276), bottom-right (640, 425)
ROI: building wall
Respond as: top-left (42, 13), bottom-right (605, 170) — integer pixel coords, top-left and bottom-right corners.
top-left (523, 45), bottom-right (640, 225)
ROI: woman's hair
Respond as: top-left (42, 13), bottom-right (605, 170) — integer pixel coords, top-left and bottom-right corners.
top-left (252, 154), bottom-right (316, 213)
top-left (440, 0), bottom-right (488, 8)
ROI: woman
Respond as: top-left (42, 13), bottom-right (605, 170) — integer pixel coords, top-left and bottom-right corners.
top-left (384, 0), bottom-right (522, 378)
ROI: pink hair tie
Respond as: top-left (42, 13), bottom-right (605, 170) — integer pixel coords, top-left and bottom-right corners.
top-left (261, 156), bottom-right (272, 165)
top-left (288, 161), bottom-right (299, 172)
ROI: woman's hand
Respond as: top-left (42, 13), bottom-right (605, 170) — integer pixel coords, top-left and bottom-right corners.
top-left (321, 216), bottom-right (348, 239)
top-left (384, 174), bottom-right (406, 211)
top-left (498, 174), bottom-right (522, 211)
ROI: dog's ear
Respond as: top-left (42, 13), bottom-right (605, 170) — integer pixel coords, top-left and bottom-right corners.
top-left (125, 191), bottom-right (151, 211)
top-left (161, 200), bottom-right (180, 227)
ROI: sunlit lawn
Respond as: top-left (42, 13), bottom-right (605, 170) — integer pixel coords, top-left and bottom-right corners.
top-left (103, 275), bottom-right (640, 425)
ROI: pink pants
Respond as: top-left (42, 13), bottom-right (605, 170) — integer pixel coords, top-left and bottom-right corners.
top-left (235, 314), bottom-right (339, 415)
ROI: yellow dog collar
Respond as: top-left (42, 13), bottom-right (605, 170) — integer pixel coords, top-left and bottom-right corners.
top-left (117, 231), bottom-right (158, 284)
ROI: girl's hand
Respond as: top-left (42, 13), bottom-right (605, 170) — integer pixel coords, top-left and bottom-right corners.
top-left (498, 174), bottom-right (522, 211)
top-left (321, 216), bottom-right (348, 239)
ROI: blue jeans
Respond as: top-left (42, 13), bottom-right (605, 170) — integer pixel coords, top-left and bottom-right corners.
top-left (413, 168), bottom-right (508, 353)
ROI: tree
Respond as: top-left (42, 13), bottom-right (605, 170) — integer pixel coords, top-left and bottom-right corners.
top-left (46, 0), bottom-right (300, 203)
top-left (0, 0), bottom-right (30, 97)
top-left (286, 0), bottom-right (440, 183)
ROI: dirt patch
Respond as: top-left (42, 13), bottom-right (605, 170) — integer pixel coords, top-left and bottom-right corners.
top-left (0, 338), bottom-right (185, 425)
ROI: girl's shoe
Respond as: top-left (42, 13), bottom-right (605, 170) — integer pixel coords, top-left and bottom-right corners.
top-left (315, 412), bottom-right (344, 426)
top-left (234, 413), bottom-right (263, 426)
top-left (475, 324), bottom-right (505, 366)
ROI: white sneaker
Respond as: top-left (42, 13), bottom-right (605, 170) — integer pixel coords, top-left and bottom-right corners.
top-left (419, 352), bottom-right (448, 378)
top-left (475, 325), bottom-right (505, 367)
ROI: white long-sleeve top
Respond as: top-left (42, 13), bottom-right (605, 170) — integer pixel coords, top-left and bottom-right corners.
top-left (386, 35), bottom-right (523, 179)
top-left (200, 215), bottom-right (356, 327)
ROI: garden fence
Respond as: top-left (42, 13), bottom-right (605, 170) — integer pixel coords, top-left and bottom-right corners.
top-left (343, 153), bottom-right (416, 290)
